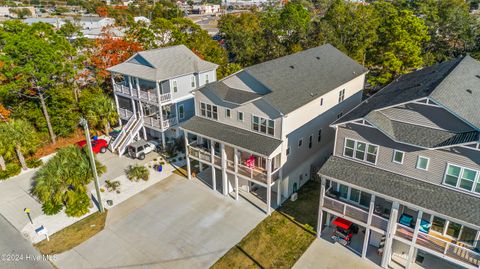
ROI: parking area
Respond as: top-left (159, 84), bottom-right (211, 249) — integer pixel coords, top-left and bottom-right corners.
top-left (54, 174), bottom-right (265, 269)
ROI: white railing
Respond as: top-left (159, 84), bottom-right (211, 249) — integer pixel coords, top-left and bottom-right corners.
top-left (226, 160), bottom-right (234, 171)
top-left (139, 90), bottom-right (157, 102)
top-left (143, 116), bottom-right (161, 129)
top-left (187, 145), bottom-right (211, 162)
top-left (160, 92), bottom-right (171, 102)
top-left (117, 116), bottom-right (143, 156)
top-left (323, 196), bottom-right (369, 224)
top-left (371, 214), bottom-right (389, 232)
top-left (395, 223), bottom-right (414, 241)
top-left (237, 162), bottom-right (268, 183)
top-left (162, 117), bottom-right (178, 129)
top-left (323, 196), bottom-right (345, 214)
top-left (118, 108), bottom-right (133, 120)
top-left (110, 114), bottom-right (136, 152)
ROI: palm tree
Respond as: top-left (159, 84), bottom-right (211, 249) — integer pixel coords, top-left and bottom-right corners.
top-left (81, 91), bottom-right (119, 135)
top-left (2, 120), bottom-right (38, 170)
top-left (31, 145), bottom-right (106, 216)
top-left (0, 124), bottom-right (15, 171)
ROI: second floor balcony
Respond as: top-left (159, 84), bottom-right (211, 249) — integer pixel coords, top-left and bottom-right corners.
top-left (113, 83), bottom-right (171, 104)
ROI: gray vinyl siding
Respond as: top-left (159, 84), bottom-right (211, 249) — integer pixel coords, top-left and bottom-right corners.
top-left (176, 98), bottom-right (194, 123)
top-left (335, 123), bottom-right (480, 186)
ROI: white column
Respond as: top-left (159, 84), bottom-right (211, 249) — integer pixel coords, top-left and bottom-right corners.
top-left (221, 143), bottom-right (228, 196)
top-left (406, 211), bottom-right (423, 269)
top-left (317, 177), bottom-right (326, 238)
top-left (276, 177), bottom-right (281, 207)
top-left (266, 158), bottom-right (272, 215)
top-left (382, 201), bottom-right (399, 269)
top-left (138, 101), bottom-right (147, 139)
top-left (184, 132), bottom-right (191, 180)
top-left (210, 140), bottom-right (216, 192)
top-left (128, 76), bottom-right (133, 92)
top-left (131, 99), bottom-right (136, 116)
top-left (363, 195), bottom-right (376, 258)
top-left (113, 93), bottom-right (122, 127)
top-left (135, 77), bottom-right (141, 97)
top-left (234, 148), bottom-right (239, 200)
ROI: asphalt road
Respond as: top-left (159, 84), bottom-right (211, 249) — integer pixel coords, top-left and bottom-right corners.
top-left (0, 215), bottom-right (52, 269)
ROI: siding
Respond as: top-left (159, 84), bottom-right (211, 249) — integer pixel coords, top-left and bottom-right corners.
top-left (176, 98), bottom-right (195, 123)
top-left (335, 123), bottom-right (480, 186)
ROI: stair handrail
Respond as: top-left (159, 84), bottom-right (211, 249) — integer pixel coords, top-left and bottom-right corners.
top-left (110, 114), bottom-right (136, 151)
top-left (118, 116), bottom-right (144, 156)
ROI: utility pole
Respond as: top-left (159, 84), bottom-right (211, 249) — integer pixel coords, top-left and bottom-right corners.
top-left (80, 118), bottom-right (105, 213)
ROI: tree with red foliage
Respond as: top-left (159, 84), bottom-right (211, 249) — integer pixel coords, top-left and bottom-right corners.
top-left (90, 28), bottom-right (142, 83)
top-left (96, 6), bottom-right (108, 17)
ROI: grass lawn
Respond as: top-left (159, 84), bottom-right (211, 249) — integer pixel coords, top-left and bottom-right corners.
top-left (212, 180), bottom-right (320, 269)
top-left (34, 211), bottom-right (107, 255)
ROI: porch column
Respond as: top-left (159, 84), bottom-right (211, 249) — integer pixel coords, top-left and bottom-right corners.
top-left (266, 158), bottom-right (272, 215)
top-left (184, 132), bottom-right (191, 180)
top-left (131, 99), bottom-right (137, 116)
top-left (316, 177), bottom-right (326, 238)
top-left (406, 211), bottom-right (423, 269)
top-left (221, 143), bottom-right (228, 196)
top-left (362, 195), bottom-right (376, 258)
top-left (233, 148), bottom-right (239, 200)
top-left (155, 81), bottom-right (166, 149)
top-left (381, 201), bottom-right (399, 269)
top-left (128, 76), bottom-right (133, 91)
top-left (113, 93), bottom-right (122, 128)
top-left (135, 77), bottom-right (141, 97)
top-left (210, 140), bottom-right (216, 192)
top-left (138, 101), bottom-right (147, 139)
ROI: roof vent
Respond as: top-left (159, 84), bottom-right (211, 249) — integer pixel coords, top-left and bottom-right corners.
top-left (316, 56), bottom-right (320, 60)
top-left (476, 75), bottom-right (480, 79)
top-left (466, 89), bottom-right (473, 94)
top-left (289, 65), bottom-right (294, 69)
top-left (353, 71), bottom-right (356, 75)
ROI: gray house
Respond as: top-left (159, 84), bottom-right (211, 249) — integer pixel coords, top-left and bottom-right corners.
top-left (107, 45), bottom-right (218, 155)
top-left (180, 44), bottom-right (368, 214)
top-left (317, 55), bottom-right (480, 269)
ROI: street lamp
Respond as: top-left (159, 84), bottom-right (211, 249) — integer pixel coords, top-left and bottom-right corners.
top-left (79, 118), bottom-right (105, 213)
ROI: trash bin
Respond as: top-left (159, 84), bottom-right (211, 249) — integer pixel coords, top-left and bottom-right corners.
top-left (107, 200), bottom-right (113, 206)
top-left (157, 165), bottom-right (162, 172)
top-left (93, 136), bottom-right (98, 141)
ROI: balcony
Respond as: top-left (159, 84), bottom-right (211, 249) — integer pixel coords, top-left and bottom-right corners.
top-left (323, 196), bottom-right (370, 225)
top-left (113, 84), bottom-right (172, 103)
top-left (395, 224), bottom-right (480, 268)
top-left (113, 84), bottom-right (131, 95)
top-left (187, 142), bottom-right (212, 163)
top-left (139, 90), bottom-right (158, 103)
top-left (119, 108), bottom-right (133, 120)
top-left (162, 117), bottom-right (178, 129)
top-left (143, 116), bottom-right (161, 129)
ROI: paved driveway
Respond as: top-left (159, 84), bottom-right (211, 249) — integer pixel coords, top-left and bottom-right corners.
top-left (54, 174), bottom-right (265, 269)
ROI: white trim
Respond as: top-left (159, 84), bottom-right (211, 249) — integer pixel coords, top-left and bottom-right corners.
top-left (442, 163), bottom-right (480, 195)
top-left (251, 114), bottom-right (275, 137)
top-left (416, 156), bottom-right (430, 171)
top-left (225, 108), bottom-right (231, 118)
top-left (392, 150), bottom-right (405, 164)
top-left (178, 104), bottom-right (185, 120)
top-left (343, 137), bottom-right (379, 165)
top-left (237, 111), bottom-right (244, 122)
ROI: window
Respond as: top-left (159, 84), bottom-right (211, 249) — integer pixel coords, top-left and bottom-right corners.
top-left (252, 115), bottom-right (274, 136)
top-left (416, 156), bottom-right (429, 170)
top-left (339, 184), bottom-right (348, 199)
top-left (178, 104), bottom-right (185, 119)
top-left (317, 129), bottom-right (322, 142)
top-left (225, 108), bottom-right (231, 118)
top-left (200, 102), bottom-right (217, 120)
top-left (343, 138), bottom-right (379, 164)
top-left (446, 221), bottom-right (462, 238)
top-left (459, 226), bottom-right (477, 244)
top-left (320, 98), bottom-right (323, 106)
top-left (308, 135), bottom-right (313, 149)
top-left (431, 217), bottom-right (446, 233)
top-left (191, 76), bottom-right (195, 87)
top-left (337, 112), bottom-right (343, 119)
top-left (349, 188), bottom-right (360, 203)
top-left (443, 164), bottom-right (480, 193)
top-left (237, 111), bottom-right (243, 122)
top-left (206, 74), bottom-right (209, 83)
top-left (393, 150), bottom-right (404, 164)
top-left (337, 185), bottom-right (370, 207)
top-left (338, 89), bottom-right (345, 103)
top-left (286, 147), bottom-right (290, 156)
top-left (298, 138), bottom-right (303, 148)
top-left (173, 80), bottom-right (178, 92)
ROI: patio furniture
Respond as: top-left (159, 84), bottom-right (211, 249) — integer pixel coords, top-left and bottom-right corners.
top-left (419, 219), bottom-right (431, 233)
top-left (399, 213), bottom-right (414, 228)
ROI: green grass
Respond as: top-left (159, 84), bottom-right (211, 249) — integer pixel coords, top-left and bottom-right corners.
top-left (212, 180), bottom-right (320, 269)
top-left (34, 211), bottom-right (107, 255)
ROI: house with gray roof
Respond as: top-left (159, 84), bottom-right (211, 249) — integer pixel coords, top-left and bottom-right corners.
top-left (107, 45), bottom-right (218, 155)
top-left (180, 44), bottom-right (368, 214)
top-left (316, 55), bottom-right (480, 269)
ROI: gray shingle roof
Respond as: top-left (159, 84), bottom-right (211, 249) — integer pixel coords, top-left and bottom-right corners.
top-left (334, 56), bottom-right (480, 129)
top-left (107, 45), bottom-right (218, 82)
top-left (318, 156), bottom-right (480, 227)
top-left (180, 116), bottom-right (282, 156)
top-left (204, 82), bottom-right (262, 105)
top-left (199, 44), bottom-right (367, 114)
top-left (365, 111), bottom-right (479, 148)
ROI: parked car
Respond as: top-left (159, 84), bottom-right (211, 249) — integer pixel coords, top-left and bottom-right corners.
top-left (148, 140), bottom-right (162, 153)
top-left (76, 138), bottom-right (108, 154)
top-left (127, 140), bottom-right (156, 160)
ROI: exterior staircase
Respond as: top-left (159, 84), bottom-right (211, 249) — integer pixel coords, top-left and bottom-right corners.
top-left (109, 114), bottom-right (144, 156)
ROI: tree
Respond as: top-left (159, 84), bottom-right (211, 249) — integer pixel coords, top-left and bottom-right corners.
top-left (0, 21), bottom-right (77, 144)
top-left (9, 8), bottom-right (32, 19)
top-left (1, 120), bottom-right (38, 170)
top-left (31, 145), bottom-right (106, 216)
top-left (79, 88), bottom-right (119, 135)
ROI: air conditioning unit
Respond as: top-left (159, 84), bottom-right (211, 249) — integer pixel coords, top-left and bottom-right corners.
top-left (290, 192), bottom-right (298, 202)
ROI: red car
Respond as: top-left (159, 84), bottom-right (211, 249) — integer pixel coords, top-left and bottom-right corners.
top-left (76, 139), bottom-right (108, 154)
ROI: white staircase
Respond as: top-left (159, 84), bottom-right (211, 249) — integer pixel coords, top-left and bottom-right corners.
top-left (110, 114), bottom-right (144, 156)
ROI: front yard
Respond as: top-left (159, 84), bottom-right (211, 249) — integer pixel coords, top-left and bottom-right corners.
top-left (212, 179), bottom-right (320, 269)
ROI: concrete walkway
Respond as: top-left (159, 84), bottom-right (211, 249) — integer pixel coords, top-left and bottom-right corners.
top-left (293, 238), bottom-right (381, 269)
top-left (53, 174), bottom-right (265, 269)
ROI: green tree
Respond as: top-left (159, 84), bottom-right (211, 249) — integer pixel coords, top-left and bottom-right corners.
top-left (79, 88), bottom-right (119, 135)
top-left (1, 120), bottom-right (38, 170)
top-left (31, 145), bottom-right (106, 216)
top-left (278, 2), bottom-right (311, 53)
top-left (0, 21), bottom-right (77, 144)
top-left (9, 8), bottom-right (32, 19)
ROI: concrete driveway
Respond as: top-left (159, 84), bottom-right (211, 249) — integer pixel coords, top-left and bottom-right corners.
top-left (54, 174), bottom-right (265, 269)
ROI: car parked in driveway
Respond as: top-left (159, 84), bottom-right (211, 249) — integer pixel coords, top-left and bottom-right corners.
top-left (127, 140), bottom-right (156, 160)
top-left (76, 139), bottom-right (109, 154)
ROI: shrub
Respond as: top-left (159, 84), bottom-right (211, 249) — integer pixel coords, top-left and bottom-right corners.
top-left (26, 158), bottom-right (43, 169)
top-left (105, 180), bottom-right (121, 192)
top-left (125, 165), bottom-right (149, 182)
top-left (42, 200), bottom-right (63, 215)
top-left (64, 191), bottom-right (90, 217)
top-left (0, 163), bottom-right (21, 180)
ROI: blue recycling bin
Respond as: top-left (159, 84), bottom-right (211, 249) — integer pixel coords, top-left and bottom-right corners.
top-left (92, 136), bottom-right (98, 141)
top-left (157, 165), bottom-right (163, 172)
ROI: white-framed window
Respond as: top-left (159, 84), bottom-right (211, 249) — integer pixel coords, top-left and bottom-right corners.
top-left (206, 74), bottom-right (209, 84)
top-left (317, 129), bottom-right (322, 143)
top-left (173, 80), bottom-right (178, 92)
top-left (430, 215), bottom-right (478, 245)
top-left (191, 76), bottom-right (195, 87)
top-left (416, 156), bottom-right (429, 171)
top-left (237, 111), bottom-right (243, 122)
top-left (337, 184), bottom-right (371, 208)
top-left (392, 150), bottom-right (404, 164)
top-left (286, 146), bottom-right (290, 156)
top-left (443, 164), bottom-right (480, 194)
top-left (298, 138), bottom-right (303, 148)
top-left (252, 115), bottom-right (274, 136)
top-left (338, 89), bottom-right (345, 103)
top-left (225, 108), bottom-right (231, 118)
top-left (178, 104), bottom-right (185, 119)
top-left (320, 98), bottom-right (323, 106)
top-left (200, 102), bottom-right (218, 120)
top-left (343, 138), bottom-right (378, 164)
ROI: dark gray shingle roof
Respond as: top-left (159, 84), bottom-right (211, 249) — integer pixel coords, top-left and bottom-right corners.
top-left (335, 56), bottom-right (480, 129)
top-left (318, 156), bottom-right (480, 227)
top-left (204, 82), bottom-right (262, 105)
top-left (365, 111), bottom-right (479, 148)
top-left (180, 116), bottom-right (282, 156)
